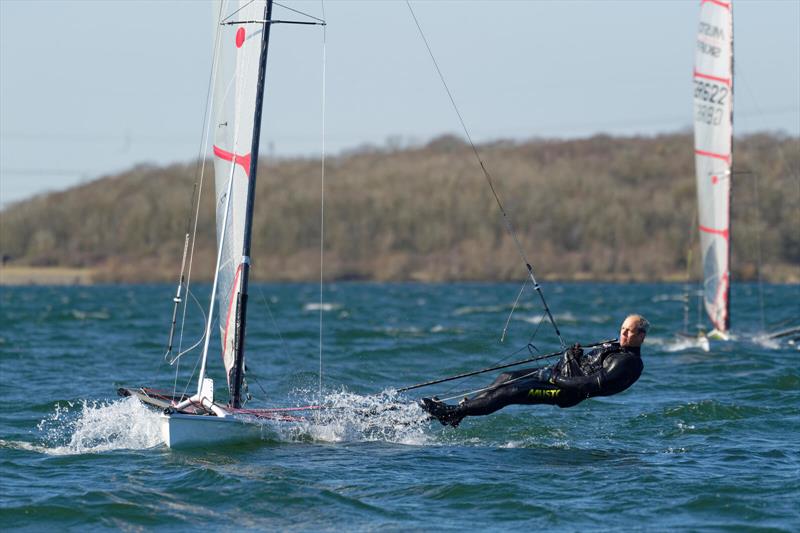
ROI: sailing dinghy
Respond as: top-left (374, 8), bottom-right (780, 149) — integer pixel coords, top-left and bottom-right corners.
top-left (693, 0), bottom-right (734, 341)
top-left (119, 1), bottom-right (581, 445)
top-left (119, 0), bottom-right (326, 448)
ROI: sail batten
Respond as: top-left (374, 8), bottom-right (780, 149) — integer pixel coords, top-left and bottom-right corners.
top-left (693, 0), bottom-right (733, 333)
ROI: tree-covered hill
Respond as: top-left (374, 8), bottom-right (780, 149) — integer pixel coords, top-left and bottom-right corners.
top-left (1, 132), bottom-right (798, 283)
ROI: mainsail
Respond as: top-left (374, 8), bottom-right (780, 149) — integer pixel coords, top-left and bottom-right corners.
top-left (211, 0), bottom-right (267, 397)
top-left (119, 1), bottom-right (331, 447)
top-left (693, 0), bottom-right (733, 333)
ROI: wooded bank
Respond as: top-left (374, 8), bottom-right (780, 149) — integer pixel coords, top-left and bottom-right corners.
top-left (1, 132), bottom-right (798, 283)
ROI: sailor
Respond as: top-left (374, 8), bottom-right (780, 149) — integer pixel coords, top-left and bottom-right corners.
top-left (420, 314), bottom-right (648, 427)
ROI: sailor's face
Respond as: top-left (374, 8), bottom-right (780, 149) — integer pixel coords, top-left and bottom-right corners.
top-left (620, 318), bottom-right (645, 347)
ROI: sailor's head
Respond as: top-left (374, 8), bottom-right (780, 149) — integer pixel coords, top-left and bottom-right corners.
top-left (620, 314), bottom-right (649, 348)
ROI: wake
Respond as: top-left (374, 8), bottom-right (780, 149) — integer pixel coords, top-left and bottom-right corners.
top-left (256, 389), bottom-right (433, 446)
top-left (29, 390), bottom-right (433, 454)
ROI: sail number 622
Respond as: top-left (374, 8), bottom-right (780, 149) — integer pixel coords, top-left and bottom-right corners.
top-left (694, 80), bottom-right (729, 105)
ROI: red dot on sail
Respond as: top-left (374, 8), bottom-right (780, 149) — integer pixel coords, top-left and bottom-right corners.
top-left (236, 27), bottom-right (245, 48)
top-left (711, 175), bottom-right (718, 184)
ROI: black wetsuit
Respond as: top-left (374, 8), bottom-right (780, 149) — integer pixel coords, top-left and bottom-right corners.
top-left (430, 342), bottom-right (643, 424)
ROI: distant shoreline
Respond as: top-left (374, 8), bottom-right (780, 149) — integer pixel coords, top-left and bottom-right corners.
top-left (3, 133), bottom-right (798, 286)
top-left (0, 266), bottom-right (95, 286)
top-left (1, 265), bottom-right (797, 286)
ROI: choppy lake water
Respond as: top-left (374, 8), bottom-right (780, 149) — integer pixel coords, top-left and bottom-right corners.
top-left (1, 282), bottom-right (798, 530)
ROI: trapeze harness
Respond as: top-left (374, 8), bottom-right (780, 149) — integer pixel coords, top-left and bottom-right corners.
top-left (430, 342), bottom-right (643, 424)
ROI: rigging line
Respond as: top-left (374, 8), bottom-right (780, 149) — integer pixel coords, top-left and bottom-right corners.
top-left (164, 234), bottom-right (190, 361)
top-left (438, 366), bottom-right (546, 403)
top-left (527, 310), bottom-right (547, 347)
top-left (164, 266), bottom-right (205, 395)
top-left (275, 1), bottom-right (327, 24)
top-left (155, 234), bottom-right (188, 389)
top-left (178, 317), bottom-right (216, 405)
top-left (167, 289), bottom-right (208, 365)
top-left (194, 0), bottom-right (250, 399)
top-left (246, 368), bottom-right (270, 400)
top-left (684, 207), bottom-right (698, 335)
top-left (442, 301), bottom-right (545, 399)
top-left (170, 0), bottom-right (226, 399)
top-left (735, 64), bottom-right (799, 330)
top-left (172, 356), bottom-right (180, 407)
top-left (731, 168), bottom-right (768, 331)
top-left (683, 249), bottom-right (693, 334)
top-left (255, 286), bottom-right (292, 363)
top-left (218, 3), bottom-right (326, 26)
top-left (438, 313), bottom-right (548, 399)
top-left (436, 329), bottom-right (544, 399)
top-left (750, 171), bottom-right (766, 332)
top-left (318, 0), bottom-right (328, 403)
top-left (396, 348), bottom-right (562, 394)
top-left (736, 63), bottom-right (800, 220)
top-left (397, 337), bottom-right (614, 394)
top-left (696, 268), bottom-right (703, 331)
top-left (500, 279), bottom-right (528, 343)
top-left (220, 0), bottom-right (257, 25)
top-left (405, 1), bottom-right (565, 349)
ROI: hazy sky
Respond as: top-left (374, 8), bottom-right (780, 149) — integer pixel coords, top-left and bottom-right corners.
top-left (1, 0), bottom-right (798, 206)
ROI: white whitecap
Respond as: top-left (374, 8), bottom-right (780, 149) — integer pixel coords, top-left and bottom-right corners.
top-left (303, 302), bottom-right (341, 312)
top-left (274, 389), bottom-right (433, 446)
top-left (36, 397), bottom-right (163, 455)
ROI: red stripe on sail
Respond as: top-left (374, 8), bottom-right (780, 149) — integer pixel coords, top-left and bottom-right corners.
top-left (214, 145), bottom-right (251, 178)
top-left (701, 0), bottom-right (731, 10)
top-left (699, 225), bottom-right (729, 240)
top-left (221, 264), bottom-right (243, 386)
top-left (712, 271), bottom-right (730, 331)
top-left (693, 69), bottom-right (732, 88)
top-left (695, 148), bottom-right (731, 166)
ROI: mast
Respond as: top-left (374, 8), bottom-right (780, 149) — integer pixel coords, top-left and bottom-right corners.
top-left (231, 0), bottom-right (274, 408)
top-left (723, 1), bottom-right (733, 332)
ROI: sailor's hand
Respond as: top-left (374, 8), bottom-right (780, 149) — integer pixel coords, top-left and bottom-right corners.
top-left (566, 343), bottom-right (583, 361)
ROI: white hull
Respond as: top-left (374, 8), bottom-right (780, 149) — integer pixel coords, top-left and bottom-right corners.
top-left (160, 412), bottom-right (266, 449)
top-left (692, 333), bottom-right (711, 353)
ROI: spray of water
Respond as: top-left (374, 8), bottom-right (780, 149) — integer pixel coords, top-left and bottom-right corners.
top-left (655, 335), bottom-right (711, 353)
top-left (751, 335), bottom-right (781, 350)
top-left (36, 396), bottom-right (162, 455)
top-left (29, 389), bottom-right (434, 454)
top-left (258, 389), bottom-right (433, 446)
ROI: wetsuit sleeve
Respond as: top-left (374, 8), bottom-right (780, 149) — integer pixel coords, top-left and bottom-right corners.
top-left (553, 352), bottom-right (642, 398)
